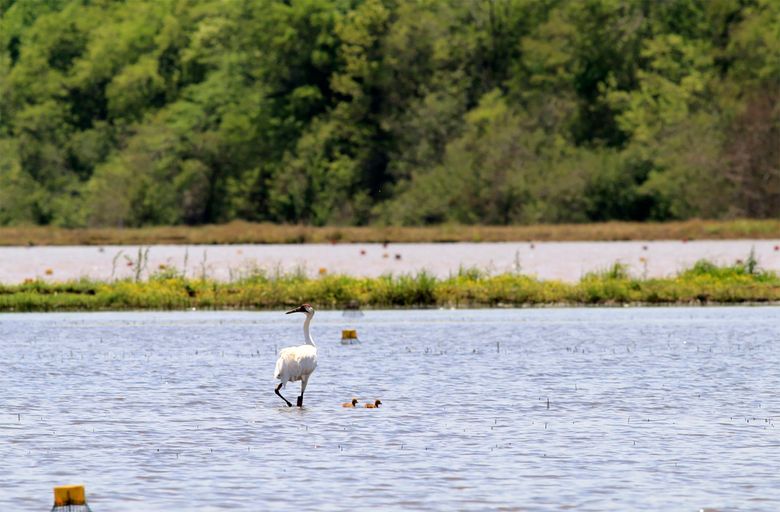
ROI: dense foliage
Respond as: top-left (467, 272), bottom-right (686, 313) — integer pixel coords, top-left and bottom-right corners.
top-left (1, 0), bottom-right (778, 227)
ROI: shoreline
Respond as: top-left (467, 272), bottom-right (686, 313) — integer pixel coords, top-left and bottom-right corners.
top-left (2, 219), bottom-right (780, 246)
top-left (2, 302), bottom-right (779, 314)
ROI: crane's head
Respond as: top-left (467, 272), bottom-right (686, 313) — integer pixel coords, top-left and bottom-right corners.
top-left (286, 303), bottom-right (314, 315)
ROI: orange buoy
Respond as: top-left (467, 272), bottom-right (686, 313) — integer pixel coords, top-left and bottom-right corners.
top-left (341, 329), bottom-right (360, 345)
top-left (53, 485), bottom-right (92, 511)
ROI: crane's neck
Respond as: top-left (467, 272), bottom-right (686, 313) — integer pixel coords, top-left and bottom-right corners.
top-left (303, 313), bottom-right (315, 346)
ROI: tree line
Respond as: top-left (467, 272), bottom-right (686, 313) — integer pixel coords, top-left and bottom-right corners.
top-left (0, 0), bottom-right (778, 227)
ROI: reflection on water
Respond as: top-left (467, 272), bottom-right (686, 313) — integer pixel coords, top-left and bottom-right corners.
top-left (1, 308), bottom-right (779, 511)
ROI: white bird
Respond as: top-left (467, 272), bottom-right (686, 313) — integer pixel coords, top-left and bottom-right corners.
top-left (274, 303), bottom-right (317, 407)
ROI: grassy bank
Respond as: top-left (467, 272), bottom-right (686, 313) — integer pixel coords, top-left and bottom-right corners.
top-left (2, 219), bottom-right (780, 246)
top-left (1, 259), bottom-right (778, 312)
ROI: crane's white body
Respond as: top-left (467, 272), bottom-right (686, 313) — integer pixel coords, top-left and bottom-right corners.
top-left (274, 343), bottom-right (317, 386)
top-left (274, 305), bottom-right (317, 407)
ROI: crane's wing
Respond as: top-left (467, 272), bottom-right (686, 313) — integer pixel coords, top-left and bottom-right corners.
top-left (273, 345), bottom-right (317, 381)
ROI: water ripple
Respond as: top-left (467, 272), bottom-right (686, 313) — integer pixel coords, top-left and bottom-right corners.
top-left (1, 307), bottom-right (779, 510)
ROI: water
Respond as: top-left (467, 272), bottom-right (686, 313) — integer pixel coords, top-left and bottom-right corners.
top-left (1, 239), bottom-right (779, 283)
top-left (2, 307), bottom-right (779, 511)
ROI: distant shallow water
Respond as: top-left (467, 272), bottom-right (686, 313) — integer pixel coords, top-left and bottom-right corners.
top-left (2, 307), bottom-right (780, 511)
top-left (0, 240), bottom-right (779, 283)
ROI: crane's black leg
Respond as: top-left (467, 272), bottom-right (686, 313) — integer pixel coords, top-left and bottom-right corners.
top-left (275, 383), bottom-right (292, 407)
top-left (297, 376), bottom-right (309, 407)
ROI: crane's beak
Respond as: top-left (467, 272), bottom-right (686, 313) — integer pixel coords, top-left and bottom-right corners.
top-left (286, 305), bottom-right (306, 314)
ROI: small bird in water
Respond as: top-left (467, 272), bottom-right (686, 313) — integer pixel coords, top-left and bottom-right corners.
top-left (342, 398), bottom-right (359, 408)
top-left (363, 400), bottom-right (382, 409)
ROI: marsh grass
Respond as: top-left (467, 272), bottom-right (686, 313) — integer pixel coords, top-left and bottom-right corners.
top-left (3, 219), bottom-right (780, 246)
top-left (0, 258), bottom-right (778, 311)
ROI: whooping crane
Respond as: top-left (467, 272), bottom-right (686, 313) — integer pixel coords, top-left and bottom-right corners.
top-left (363, 400), bottom-right (382, 409)
top-left (274, 304), bottom-right (317, 407)
top-left (341, 398), bottom-right (359, 408)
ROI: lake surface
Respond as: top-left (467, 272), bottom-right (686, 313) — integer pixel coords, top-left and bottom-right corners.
top-left (1, 240), bottom-right (779, 283)
top-left (2, 307), bottom-right (779, 511)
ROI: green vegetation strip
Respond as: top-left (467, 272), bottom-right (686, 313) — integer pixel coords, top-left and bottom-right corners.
top-left (3, 219), bottom-right (780, 246)
top-left (1, 261), bottom-right (778, 312)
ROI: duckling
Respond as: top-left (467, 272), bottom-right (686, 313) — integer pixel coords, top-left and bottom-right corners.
top-left (363, 399), bottom-right (382, 409)
top-left (341, 398), bottom-right (359, 408)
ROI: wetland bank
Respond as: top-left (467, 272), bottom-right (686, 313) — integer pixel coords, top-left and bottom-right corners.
top-left (1, 241), bottom-right (780, 311)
